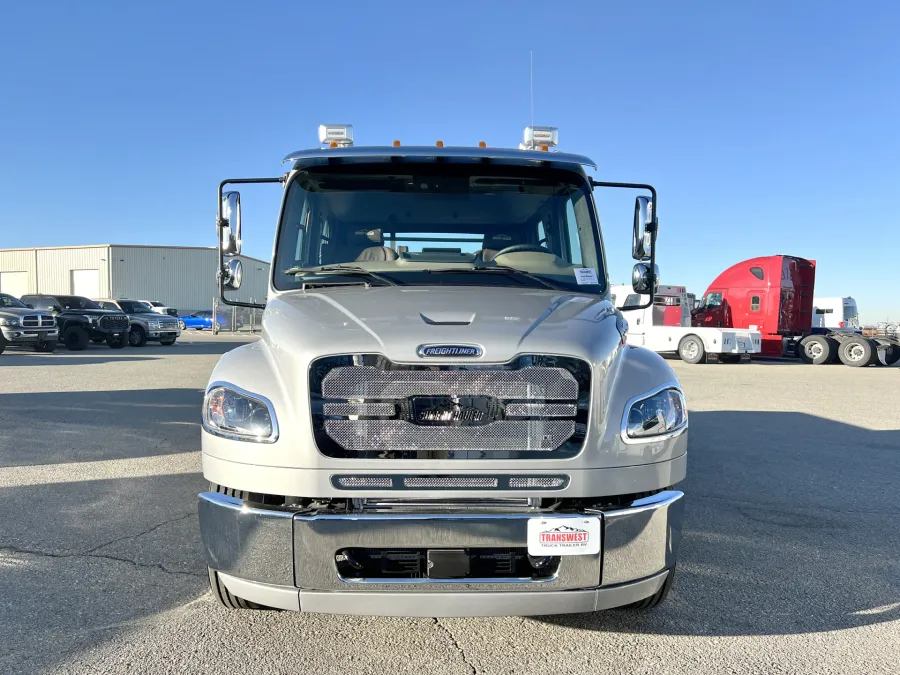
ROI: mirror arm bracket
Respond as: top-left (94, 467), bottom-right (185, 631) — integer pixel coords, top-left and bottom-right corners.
top-left (217, 176), bottom-right (284, 310)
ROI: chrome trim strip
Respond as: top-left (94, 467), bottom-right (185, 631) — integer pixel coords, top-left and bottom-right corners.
top-left (619, 381), bottom-right (688, 445)
top-left (202, 380), bottom-right (280, 444)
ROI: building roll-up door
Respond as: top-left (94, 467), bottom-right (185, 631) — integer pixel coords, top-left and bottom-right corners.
top-left (0, 271), bottom-right (29, 298)
top-left (71, 269), bottom-right (100, 298)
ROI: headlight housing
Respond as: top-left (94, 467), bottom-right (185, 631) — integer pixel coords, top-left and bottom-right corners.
top-left (0, 317), bottom-right (19, 327)
top-left (622, 386), bottom-right (687, 442)
top-left (82, 315), bottom-right (98, 324)
top-left (202, 383), bottom-right (278, 443)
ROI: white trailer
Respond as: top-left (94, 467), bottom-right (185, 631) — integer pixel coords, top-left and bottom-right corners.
top-left (812, 296), bottom-right (859, 330)
top-left (610, 284), bottom-right (762, 363)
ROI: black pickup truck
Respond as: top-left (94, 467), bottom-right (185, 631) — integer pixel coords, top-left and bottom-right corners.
top-left (20, 294), bottom-right (131, 350)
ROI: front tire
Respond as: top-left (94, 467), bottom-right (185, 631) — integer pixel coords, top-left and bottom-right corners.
top-left (63, 326), bottom-right (89, 351)
top-left (678, 335), bottom-right (706, 364)
top-left (34, 340), bottom-right (57, 353)
top-left (622, 567), bottom-right (676, 610)
top-left (128, 326), bottom-right (147, 347)
top-left (106, 334), bottom-right (127, 349)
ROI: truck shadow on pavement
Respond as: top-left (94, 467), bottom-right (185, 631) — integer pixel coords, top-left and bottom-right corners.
top-left (537, 410), bottom-right (900, 636)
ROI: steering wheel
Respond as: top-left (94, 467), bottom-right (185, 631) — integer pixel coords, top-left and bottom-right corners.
top-left (493, 244), bottom-right (551, 257)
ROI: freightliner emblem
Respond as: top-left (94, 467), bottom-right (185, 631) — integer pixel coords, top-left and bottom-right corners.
top-left (417, 344), bottom-right (483, 358)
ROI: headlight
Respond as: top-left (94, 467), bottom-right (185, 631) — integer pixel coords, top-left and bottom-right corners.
top-left (82, 315), bottom-right (98, 324)
top-left (0, 318), bottom-right (19, 327)
top-left (202, 383), bottom-right (278, 443)
top-left (622, 386), bottom-right (687, 442)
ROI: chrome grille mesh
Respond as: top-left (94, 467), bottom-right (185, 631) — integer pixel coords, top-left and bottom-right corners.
top-left (322, 366), bottom-right (578, 400)
top-left (505, 403), bottom-right (577, 417)
top-left (21, 315), bottom-right (55, 328)
top-left (324, 419), bottom-right (576, 452)
top-left (403, 476), bottom-right (498, 488)
top-left (324, 402), bottom-right (397, 417)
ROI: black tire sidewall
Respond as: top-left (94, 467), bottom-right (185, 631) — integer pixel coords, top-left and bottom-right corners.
top-left (129, 326), bottom-right (147, 347)
top-left (64, 326), bottom-right (89, 351)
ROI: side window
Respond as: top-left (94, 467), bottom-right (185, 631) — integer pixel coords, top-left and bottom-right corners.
top-left (99, 302), bottom-right (116, 310)
top-left (750, 295), bottom-right (760, 311)
top-left (565, 199), bottom-right (583, 265)
top-left (704, 292), bottom-right (723, 308)
top-left (536, 221), bottom-right (546, 245)
top-left (624, 294), bottom-right (641, 306)
top-left (750, 267), bottom-right (764, 280)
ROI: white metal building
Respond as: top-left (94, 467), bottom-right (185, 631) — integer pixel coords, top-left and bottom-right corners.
top-left (0, 245), bottom-right (269, 311)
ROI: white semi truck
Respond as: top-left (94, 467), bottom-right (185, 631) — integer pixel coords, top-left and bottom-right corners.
top-left (197, 125), bottom-right (687, 617)
top-left (610, 284), bottom-right (762, 363)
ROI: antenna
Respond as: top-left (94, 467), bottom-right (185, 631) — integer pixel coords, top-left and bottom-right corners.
top-left (530, 50), bottom-right (534, 130)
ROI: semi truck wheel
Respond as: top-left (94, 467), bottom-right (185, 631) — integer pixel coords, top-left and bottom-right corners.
top-left (678, 335), bottom-right (706, 364)
top-left (797, 335), bottom-right (836, 365)
top-left (623, 567), bottom-right (676, 610)
top-left (128, 326), bottom-right (147, 347)
top-left (838, 337), bottom-right (875, 367)
top-left (207, 567), bottom-right (270, 610)
top-left (881, 344), bottom-right (900, 366)
top-left (63, 326), bottom-right (89, 351)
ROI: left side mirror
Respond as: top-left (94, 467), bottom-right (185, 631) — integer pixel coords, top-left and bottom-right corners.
top-left (632, 195), bottom-right (653, 261)
top-left (222, 258), bottom-right (243, 291)
top-left (220, 191), bottom-right (242, 256)
top-left (632, 262), bottom-right (659, 294)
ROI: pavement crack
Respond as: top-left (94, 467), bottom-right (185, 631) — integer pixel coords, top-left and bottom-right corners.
top-left (82, 512), bottom-right (197, 555)
top-left (0, 545), bottom-right (205, 578)
top-left (434, 618), bottom-right (477, 675)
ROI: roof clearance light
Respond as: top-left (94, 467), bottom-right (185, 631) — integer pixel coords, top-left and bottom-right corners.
top-left (478, 141), bottom-right (487, 148)
top-left (520, 125), bottom-right (558, 150)
top-left (393, 140), bottom-right (401, 147)
top-left (436, 140), bottom-right (444, 147)
top-left (318, 124), bottom-right (354, 147)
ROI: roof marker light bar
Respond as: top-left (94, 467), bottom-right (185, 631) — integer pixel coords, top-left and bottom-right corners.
top-left (519, 125), bottom-right (558, 150)
top-left (318, 124), bottom-right (354, 147)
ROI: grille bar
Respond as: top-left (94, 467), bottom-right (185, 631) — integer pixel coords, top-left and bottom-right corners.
top-left (505, 403), bottom-right (577, 417)
top-left (324, 402), bottom-right (397, 417)
top-left (330, 475), bottom-right (571, 490)
top-left (324, 419), bottom-right (575, 452)
top-left (322, 366), bottom-right (578, 400)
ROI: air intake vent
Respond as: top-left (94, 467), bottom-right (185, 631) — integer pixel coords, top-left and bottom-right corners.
top-left (330, 474), bottom-right (569, 491)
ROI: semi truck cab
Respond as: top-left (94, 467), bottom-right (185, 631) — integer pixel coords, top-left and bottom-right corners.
top-left (197, 125), bottom-right (687, 617)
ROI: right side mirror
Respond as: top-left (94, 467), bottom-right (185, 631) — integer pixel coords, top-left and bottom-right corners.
top-left (50, 305), bottom-right (61, 313)
top-left (632, 195), bottom-right (654, 261)
top-left (632, 262), bottom-right (659, 294)
top-left (220, 191), bottom-right (242, 256)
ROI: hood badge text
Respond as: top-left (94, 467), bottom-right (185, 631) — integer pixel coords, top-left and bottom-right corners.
top-left (417, 344), bottom-right (483, 358)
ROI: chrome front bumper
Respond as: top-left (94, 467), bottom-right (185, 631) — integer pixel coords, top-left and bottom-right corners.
top-left (198, 490), bottom-right (684, 616)
top-left (1, 328), bottom-right (59, 343)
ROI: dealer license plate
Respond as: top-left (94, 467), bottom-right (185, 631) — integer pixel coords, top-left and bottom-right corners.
top-left (527, 516), bottom-right (601, 556)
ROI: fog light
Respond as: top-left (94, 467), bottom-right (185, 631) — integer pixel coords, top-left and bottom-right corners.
top-left (528, 555), bottom-right (553, 569)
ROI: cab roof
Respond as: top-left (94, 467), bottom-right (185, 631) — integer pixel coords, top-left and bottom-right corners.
top-left (282, 145), bottom-right (597, 173)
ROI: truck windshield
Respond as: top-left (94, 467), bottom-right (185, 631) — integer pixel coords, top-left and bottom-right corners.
top-left (57, 296), bottom-right (102, 310)
top-left (273, 163), bottom-right (605, 293)
top-left (0, 294), bottom-right (28, 309)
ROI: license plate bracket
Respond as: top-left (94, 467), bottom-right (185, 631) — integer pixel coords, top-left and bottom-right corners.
top-left (426, 549), bottom-right (471, 578)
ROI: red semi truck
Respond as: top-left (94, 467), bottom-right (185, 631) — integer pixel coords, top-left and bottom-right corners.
top-left (691, 255), bottom-right (899, 367)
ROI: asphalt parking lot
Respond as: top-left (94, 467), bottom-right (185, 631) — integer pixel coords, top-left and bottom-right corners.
top-left (1, 335), bottom-right (898, 674)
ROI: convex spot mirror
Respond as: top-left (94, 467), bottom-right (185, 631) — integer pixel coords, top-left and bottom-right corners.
top-left (222, 258), bottom-right (243, 291)
top-left (632, 262), bottom-right (659, 294)
top-left (220, 191), bottom-right (242, 256)
top-left (632, 195), bottom-right (655, 261)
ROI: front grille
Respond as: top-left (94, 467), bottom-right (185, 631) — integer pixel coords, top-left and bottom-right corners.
top-left (158, 318), bottom-right (179, 329)
top-left (311, 354), bottom-right (590, 460)
top-left (99, 315), bottom-right (129, 331)
top-left (335, 547), bottom-right (560, 581)
top-left (21, 314), bottom-right (55, 328)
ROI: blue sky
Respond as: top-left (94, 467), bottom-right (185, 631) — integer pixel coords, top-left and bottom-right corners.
top-left (1, 1), bottom-right (897, 321)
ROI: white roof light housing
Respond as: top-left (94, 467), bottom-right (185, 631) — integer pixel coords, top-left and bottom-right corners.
top-left (318, 124), bottom-right (354, 147)
top-left (520, 125), bottom-right (558, 150)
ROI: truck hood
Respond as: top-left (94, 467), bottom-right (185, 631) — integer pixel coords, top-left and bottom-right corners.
top-left (0, 307), bottom-right (52, 318)
top-left (262, 285), bottom-right (622, 367)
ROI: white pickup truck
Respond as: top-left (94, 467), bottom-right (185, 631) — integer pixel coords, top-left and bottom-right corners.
top-left (611, 284), bottom-right (761, 363)
top-left (197, 124), bottom-right (687, 617)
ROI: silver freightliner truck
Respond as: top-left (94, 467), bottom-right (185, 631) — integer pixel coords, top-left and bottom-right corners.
top-left (198, 125), bottom-right (687, 616)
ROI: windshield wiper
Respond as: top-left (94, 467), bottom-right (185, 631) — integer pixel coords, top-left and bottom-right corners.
top-left (283, 265), bottom-right (400, 287)
top-left (424, 266), bottom-right (565, 291)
